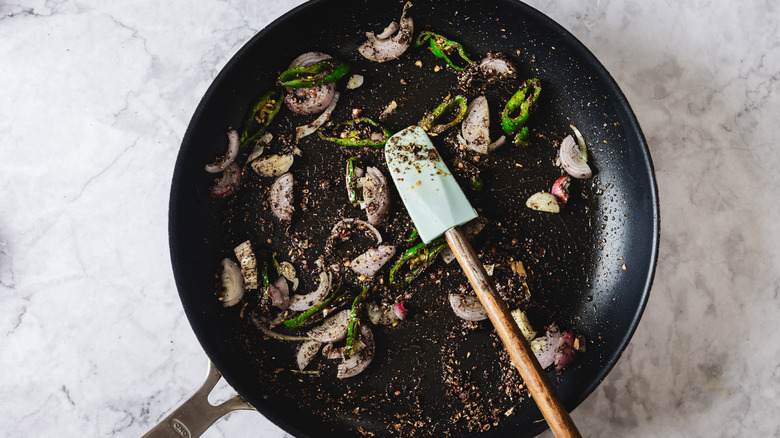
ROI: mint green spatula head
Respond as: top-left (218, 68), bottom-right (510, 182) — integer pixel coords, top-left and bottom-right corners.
top-left (385, 126), bottom-right (478, 243)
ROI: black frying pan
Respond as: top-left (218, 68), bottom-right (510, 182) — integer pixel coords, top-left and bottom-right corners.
top-left (164, 0), bottom-right (659, 437)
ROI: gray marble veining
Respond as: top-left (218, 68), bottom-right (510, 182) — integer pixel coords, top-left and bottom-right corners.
top-left (0, 0), bottom-right (778, 437)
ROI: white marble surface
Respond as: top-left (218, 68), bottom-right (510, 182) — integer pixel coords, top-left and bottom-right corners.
top-left (1, 0), bottom-right (778, 437)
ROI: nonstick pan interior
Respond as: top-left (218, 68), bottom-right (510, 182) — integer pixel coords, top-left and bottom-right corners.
top-left (169, 1), bottom-right (659, 436)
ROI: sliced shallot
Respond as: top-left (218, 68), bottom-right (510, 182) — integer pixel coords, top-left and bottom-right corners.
top-left (554, 330), bottom-right (576, 370)
top-left (233, 240), bottom-right (258, 290)
top-left (558, 135), bottom-right (593, 179)
top-left (296, 340), bottom-right (322, 370)
top-left (359, 167), bottom-right (390, 226)
top-left (322, 343), bottom-right (345, 360)
top-left (530, 336), bottom-right (555, 369)
top-left (251, 154), bottom-right (294, 177)
top-left (285, 52), bottom-right (336, 115)
top-left (218, 258), bottom-right (245, 307)
top-left (308, 309), bottom-right (351, 343)
top-left (366, 302), bottom-right (399, 325)
top-left (252, 316), bottom-right (311, 341)
top-left (329, 218), bottom-right (382, 245)
top-left (295, 91), bottom-right (340, 142)
top-left (460, 96), bottom-right (505, 154)
top-left (210, 162), bottom-right (241, 198)
top-left (337, 325), bottom-right (374, 379)
top-left (285, 84), bottom-right (336, 115)
top-left (270, 172), bottom-right (294, 223)
top-left (268, 276), bottom-right (290, 310)
top-left (551, 175), bottom-right (571, 205)
top-left (448, 293), bottom-right (488, 321)
top-left (379, 100), bottom-right (398, 120)
top-left (278, 262), bottom-right (296, 281)
top-left (246, 132), bottom-right (272, 163)
top-left (290, 51), bottom-right (331, 67)
top-left (350, 244), bottom-right (396, 277)
top-left (530, 325), bottom-right (576, 370)
top-left (526, 192), bottom-right (560, 213)
top-left (510, 309), bottom-right (536, 341)
top-left (375, 21), bottom-right (399, 39)
top-left (478, 53), bottom-right (518, 79)
top-left (358, 2), bottom-right (413, 62)
top-left (391, 302), bottom-right (408, 320)
top-left (288, 271), bottom-right (332, 311)
top-left (346, 74), bottom-right (364, 90)
top-left (205, 129), bottom-right (240, 173)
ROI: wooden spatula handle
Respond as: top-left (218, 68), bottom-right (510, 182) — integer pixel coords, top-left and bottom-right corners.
top-left (444, 227), bottom-right (582, 438)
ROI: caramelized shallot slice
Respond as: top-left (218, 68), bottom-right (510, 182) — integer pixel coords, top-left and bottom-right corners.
top-left (530, 325), bottom-right (576, 370)
top-left (337, 325), bottom-right (375, 379)
top-left (359, 167), bottom-right (390, 226)
top-left (288, 271), bottom-right (332, 311)
top-left (250, 154), bottom-right (294, 177)
top-left (478, 53), bottom-right (517, 79)
top-left (448, 293), bottom-right (488, 321)
top-left (551, 175), bottom-right (571, 205)
top-left (322, 343), bottom-right (345, 360)
top-left (526, 192), bottom-right (560, 213)
top-left (329, 218), bottom-right (382, 245)
top-left (367, 302), bottom-right (400, 325)
top-left (284, 52), bottom-right (336, 115)
top-left (233, 240), bottom-right (258, 290)
top-left (391, 302), bottom-right (408, 320)
top-left (296, 340), bottom-right (322, 370)
top-left (267, 276), bottom-right (290, 310)
top-left (205, 129), bottom-right (240, 173)
top-left (307, 309), bottom-right (350, 343)
top-left (346, 74), bottom-right (364, 90)
top-left (270, 172), bottom-right (294, 223)
top-left (558, 135), bottom-right (592, 179)
top-left (350, 244), bottom-right (396, 278)
top-left (210, 162), bottom-right (241, 198)
top-left (510, 309), bottom-right (536, 341)
top-left (246, 132), bottom-right (272, 163)
top-left (358, 2), bottom-right (413, 62)
top-left (461, 96), bottom-right (506, 154)
top-left (218, 258), bottom-right (245, 307)
top-left (285, 84), bottom-right (336, 115)
top-left (554, 330), bottom-right (576, 370)
top-left (295, 91), bottom-right (340, 141)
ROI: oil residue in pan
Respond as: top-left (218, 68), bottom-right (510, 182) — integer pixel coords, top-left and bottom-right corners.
top-left (213, 41), bottom-right (599, 437)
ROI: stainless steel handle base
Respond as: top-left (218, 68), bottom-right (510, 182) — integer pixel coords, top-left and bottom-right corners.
top-left (142, 361), bottom-right (254, 438)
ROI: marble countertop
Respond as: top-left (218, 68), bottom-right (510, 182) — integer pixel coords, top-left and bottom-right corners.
top-left (2, 0), bottom-right (778, 437)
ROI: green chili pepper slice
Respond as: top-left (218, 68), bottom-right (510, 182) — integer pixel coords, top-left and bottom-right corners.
top-left (282, 283), bottom-right (343, 330)
top-left (513, 126), bottom-right (530, 146)
top-left (389, 239), bottom-right (448, 287)
top-left (405, 228), bottom-right (419, 246)
top-left (277, 59), bottom-right (350, 88)
top-left (258, 254), bottom-right (271, 300)
top-left (318, 117), bottom-right (391, 148)
top-left (346, 157), bottom-right (360, 206)
top-left (344, 284), bottom-right (371, 358)
top-left (501, 78), bottom-right (541, 144)
top-left (240, 89), bottom-right (283, 147)
top-left (418, 95), bottom-right (468, 136)
top-left (415, 31), bottom-right (474, 71)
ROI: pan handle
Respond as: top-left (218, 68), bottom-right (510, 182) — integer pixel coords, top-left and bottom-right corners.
top-left (444, 227), bottom-right (582, 438)
top-left (142, 361), bottom-right (255, 438)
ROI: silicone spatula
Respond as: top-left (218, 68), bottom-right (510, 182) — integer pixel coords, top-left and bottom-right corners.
top-left (385, 126), bottom-right (581, 438)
